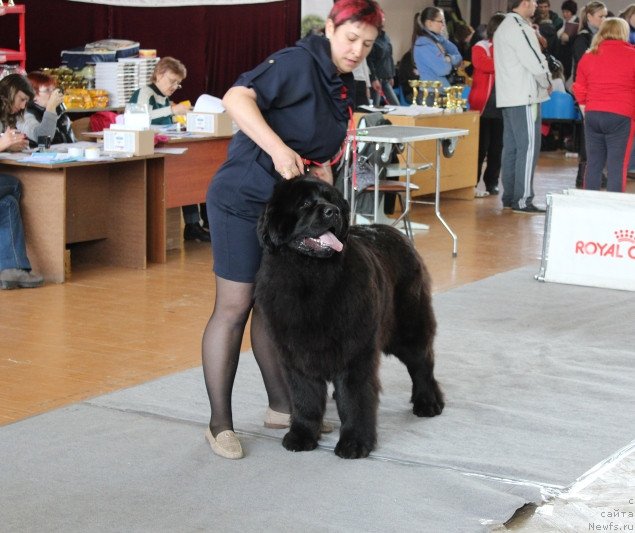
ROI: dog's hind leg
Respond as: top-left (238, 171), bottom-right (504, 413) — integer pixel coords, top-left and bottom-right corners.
top-left (389, 287), bottom-right (444, 418)
top-left (332, 355), bottom-right (380, 459)
top-left (397, 346), bottom-right (444, 417)
top-left (282, 368), bottom-right (327, 453)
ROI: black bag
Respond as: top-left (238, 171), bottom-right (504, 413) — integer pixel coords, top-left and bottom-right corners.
top-left (447, 67), bottom-right (465, 85)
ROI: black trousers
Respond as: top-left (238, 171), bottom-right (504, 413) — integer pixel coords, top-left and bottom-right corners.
top-left (477, 116), bottom-right (504, 191)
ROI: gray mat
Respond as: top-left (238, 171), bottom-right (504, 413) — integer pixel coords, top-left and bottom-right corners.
top-left (0, 405), bottom-right (538, 533)
top-left (86, 267), bottom-right (635, 487)
top-left (2, 267), bottom-right (633, 532)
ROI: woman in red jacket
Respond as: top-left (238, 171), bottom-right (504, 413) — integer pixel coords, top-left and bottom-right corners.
top-left (572, 17), bottom-right (635, 192)
top-left (468, 12), bottom-right (506, 197)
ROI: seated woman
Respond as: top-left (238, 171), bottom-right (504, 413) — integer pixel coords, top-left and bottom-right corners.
top-left (18, 71), bottom-right (75, 148)
top-left (0, 74), bottom-right (43, 289)
top-left (129, 57), bottom-right (208, 242)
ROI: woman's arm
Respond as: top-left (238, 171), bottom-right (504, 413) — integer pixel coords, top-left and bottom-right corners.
top-left (17, 112), bottom-right (57, 143)
top-left (222, 85), bottom-right (304, 178)
top-left (0, 128), bottom-right (29, 152)
top-left (414, 40), bottom-right (452, 77)
top-left (440, 37), bottom-right (463, 67)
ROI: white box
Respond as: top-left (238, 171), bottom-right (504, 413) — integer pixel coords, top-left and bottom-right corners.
top-left (103, 128), bottom-right (154, 156)
top-left (537, 189), bottom-right (635, 291)
top-left (186, 112), bottom-right (233, 136)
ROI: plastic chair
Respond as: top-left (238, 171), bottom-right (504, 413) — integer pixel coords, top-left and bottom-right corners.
top-left (541, 91), bottom-right (580, 120)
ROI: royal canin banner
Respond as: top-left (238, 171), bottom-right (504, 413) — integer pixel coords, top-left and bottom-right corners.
top-left (538, 190), bottom-right (635, 292)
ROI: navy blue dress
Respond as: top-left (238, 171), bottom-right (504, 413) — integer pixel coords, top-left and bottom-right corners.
top-left (207, 34), bottom-right (354, 282)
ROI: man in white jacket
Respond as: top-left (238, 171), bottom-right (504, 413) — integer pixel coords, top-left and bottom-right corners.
top-left (494, 0), bottom-right (552, 212)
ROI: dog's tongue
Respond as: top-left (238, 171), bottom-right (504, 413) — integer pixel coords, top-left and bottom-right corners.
top-left (318, 231), bottom-right (343, 252)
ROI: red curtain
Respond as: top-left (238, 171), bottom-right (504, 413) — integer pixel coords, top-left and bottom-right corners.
top-left (0, 0), bottom-right (300, 101)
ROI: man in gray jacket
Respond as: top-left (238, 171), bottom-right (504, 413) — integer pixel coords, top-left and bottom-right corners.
top-left (494, 0), bottom-right (552, 212)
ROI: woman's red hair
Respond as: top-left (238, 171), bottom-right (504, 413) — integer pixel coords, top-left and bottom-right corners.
top-left (328, 0), bottom-right (384, 30)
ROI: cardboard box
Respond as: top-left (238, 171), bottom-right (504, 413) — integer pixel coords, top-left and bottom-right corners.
top-left (186, 112), bottom-right (233, 137)
top-left (103, 128), bottom-right (154, 156)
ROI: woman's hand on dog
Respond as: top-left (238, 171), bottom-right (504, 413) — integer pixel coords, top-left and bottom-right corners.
top-left (272, 144), bottom-right (305, 180)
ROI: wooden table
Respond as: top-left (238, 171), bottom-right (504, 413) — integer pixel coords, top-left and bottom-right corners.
top-left (0, 154), bottom-right (165, 283)
top-left (63, 132), bottom-right (232, 255)
top-left (155, 134), bottom-right (231, 250)
top-left (161, 134), bottom-right (231, 208)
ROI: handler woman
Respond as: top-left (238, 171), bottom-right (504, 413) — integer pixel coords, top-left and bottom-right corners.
top-left (202, 0), bottom-right (384, 459)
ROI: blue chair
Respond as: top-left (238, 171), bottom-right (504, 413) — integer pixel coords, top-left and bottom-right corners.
top-left (541, 91), bottom-right (581, 120)
top-left (392, 85), bottom-right (409, 106)
top-left (461, 85), bottom-right (471, 110)
top-left (541, 91), bottom-right (582, 152)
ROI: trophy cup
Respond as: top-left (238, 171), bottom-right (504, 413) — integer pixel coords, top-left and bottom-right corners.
top-left (419, 81), bottom-right (432, 107)
top-left (445, 86), bottom-right (458, 112)
top-left (431, 81), bottom-right (442, 108)
top-left (408, 79), bottom-right (419, 105)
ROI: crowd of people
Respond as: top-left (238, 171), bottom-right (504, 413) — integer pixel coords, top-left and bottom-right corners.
top-left (387, 0), bottom-right (635, 198)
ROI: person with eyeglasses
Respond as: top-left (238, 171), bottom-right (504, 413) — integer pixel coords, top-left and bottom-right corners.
top-left (129, 56), bottom-right (209, 242)
top-left (412, 6), bottom-right (463, 96)
top-left (18, 71), bottom-right (75, 148)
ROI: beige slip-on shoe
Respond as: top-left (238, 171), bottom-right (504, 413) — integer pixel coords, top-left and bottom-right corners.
top-left (264, 407), bottom-right (333, 434)
top-left (205, 427), bottom-right (243, 459)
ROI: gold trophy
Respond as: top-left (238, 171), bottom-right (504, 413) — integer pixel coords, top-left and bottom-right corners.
top-left (431, 81), bottom-right (442, 108)
top-left (420, 81), bottom-right (432, 107)
top-left (408, 79), bottom-right (419, 105)
top-left (445, 86), bottom-right (460, 112)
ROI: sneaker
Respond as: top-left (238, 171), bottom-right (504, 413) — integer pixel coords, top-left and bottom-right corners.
top-left (512, 204), bottom-right (546, 214)
top-left (0, 268), bottom-right (44, 290)
top-left (474, 188), bottom-right (490, 198)
top-left (183, 223), bottom-right (210, 242)
top-left (486, 186), bottom-right (499, 195)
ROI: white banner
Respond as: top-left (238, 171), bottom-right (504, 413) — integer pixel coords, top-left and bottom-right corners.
top-left (538, 190), bottom-right (635, 291)
top-left (68, 0), bottom-right (282, 6)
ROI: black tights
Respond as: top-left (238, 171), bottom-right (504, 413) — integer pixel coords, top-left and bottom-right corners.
top-left (201, 276), bottom-right (290, 437)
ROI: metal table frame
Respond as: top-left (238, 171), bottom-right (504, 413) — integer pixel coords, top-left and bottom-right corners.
top-left (342, 124), bottom-right (468, 257)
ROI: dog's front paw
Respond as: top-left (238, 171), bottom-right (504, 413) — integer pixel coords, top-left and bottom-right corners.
top-left (334, 436), bottom-right (374, 459)
top-left (412, 381), bottom-right (445, 417)
top-left (282, 430), bottom-right (318, 452)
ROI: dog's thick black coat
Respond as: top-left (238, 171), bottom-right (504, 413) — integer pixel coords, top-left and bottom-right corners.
top-left (255, 176), bottom-right (444, 459)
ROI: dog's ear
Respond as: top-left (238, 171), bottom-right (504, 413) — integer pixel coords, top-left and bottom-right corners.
top-left (257, 204), bottom-right (278, 252)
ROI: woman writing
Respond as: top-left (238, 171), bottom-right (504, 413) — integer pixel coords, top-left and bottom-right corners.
top-left (18, 71), bottom-right (74, 148)
top-left (572, 18), bottom-right (635, 192)
top-left (0, 74), bottom-right (44, 289)
top-left (202, 0), bottom-right (384, 459)
top-left (412, 7), bottom-right (463, 93)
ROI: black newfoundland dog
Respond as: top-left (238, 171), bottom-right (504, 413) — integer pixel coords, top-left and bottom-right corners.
top-left (255, 176), bottom-right (444, 459)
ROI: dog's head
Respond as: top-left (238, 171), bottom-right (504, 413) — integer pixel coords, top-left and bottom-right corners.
top-left (258, 175), bottom-right (350, 258)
